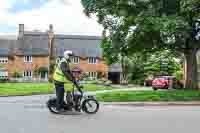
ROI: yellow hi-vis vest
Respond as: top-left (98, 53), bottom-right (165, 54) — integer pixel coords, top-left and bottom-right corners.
top-left (53, 58), bottom-right (71, 83)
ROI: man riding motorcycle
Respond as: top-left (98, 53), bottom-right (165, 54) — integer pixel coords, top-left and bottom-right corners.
top-left (53, 50), bottom-right (82, 113)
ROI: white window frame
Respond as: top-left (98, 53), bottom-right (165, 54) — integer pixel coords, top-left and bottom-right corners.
top-left (72, 56), bottom-right (80, 64)
top-left (24, 56), bottom-right (32, 63)
top-left (0, 71), bottom-right (8, 79)
top-left (23, 70), bottom-right (32, 78)
top-left (0, 57), bottom-right (8, 64)
top-left (88, 72), bottom-right (97, 79)
top-left (88, 57), bottom-right (97, 64)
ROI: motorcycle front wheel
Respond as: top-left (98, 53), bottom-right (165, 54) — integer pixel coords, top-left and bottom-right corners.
top-left (82, 98), bottom-right (99, 114)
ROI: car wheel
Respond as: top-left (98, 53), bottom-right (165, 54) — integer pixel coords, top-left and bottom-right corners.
top-left (153, 87), bottom-right (158, 91)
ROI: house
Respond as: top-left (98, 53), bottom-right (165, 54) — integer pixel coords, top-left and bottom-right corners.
top-left (0, 24), bottom-right (108, 81)
top-left (0, 39), bottom-right (16, 80)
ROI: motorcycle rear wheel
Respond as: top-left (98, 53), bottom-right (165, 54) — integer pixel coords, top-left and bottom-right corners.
top-left (46, 98), bottom-right (60, 114)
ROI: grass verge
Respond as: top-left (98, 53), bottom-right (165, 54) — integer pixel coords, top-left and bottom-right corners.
top-left (96, 90), bottom-right (200, 102)
top-left (0, 83), bottom-right (112, 96)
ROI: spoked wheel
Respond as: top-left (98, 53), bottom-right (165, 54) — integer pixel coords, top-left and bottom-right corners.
top-left (46, 98), bottom-right (59, 114)
top-left (82, 98), bottom-right (99, 114)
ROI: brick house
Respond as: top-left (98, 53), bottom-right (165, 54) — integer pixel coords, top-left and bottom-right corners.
top-left (0, 24), bottom-right (108, 81)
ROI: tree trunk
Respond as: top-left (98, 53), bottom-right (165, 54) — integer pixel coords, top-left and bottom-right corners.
top-left (184, 49), bottom-right (198, 89)
top-left (121, 56), bottom-right (128, 85)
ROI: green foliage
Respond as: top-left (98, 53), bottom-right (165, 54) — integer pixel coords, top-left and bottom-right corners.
top-left (174, 71), bottom-right (183, 81)
top-left (128, 50), bottom-right (182, 84)
top-left (0, 64), bottom-right (3, 68)
top-left (12, 71), bottom-right (22, 78)
top-left (81, 0), bottom-right (200, 89)
top-left (33, 69), bottom-right (39, 77)
top-left (82, 0), bottom-right (200, 50)
top-left (101, 36), bottom-right (119, 65)
top-left (144, 50), bottom-right (182, 76)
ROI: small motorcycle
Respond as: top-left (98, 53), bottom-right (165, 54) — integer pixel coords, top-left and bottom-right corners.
top-left (46, 83), bottom-right (99, 114)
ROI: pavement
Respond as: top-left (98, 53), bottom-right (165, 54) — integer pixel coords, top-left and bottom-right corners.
top-left (87, 87), bottom-right (152, 95)
top-left (0, 95), bottom-right (200, 133)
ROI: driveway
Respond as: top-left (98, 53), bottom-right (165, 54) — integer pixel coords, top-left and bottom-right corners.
top-left (0, 95), bottom-right (200, 133)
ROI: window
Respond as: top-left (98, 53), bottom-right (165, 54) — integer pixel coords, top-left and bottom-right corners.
top-left (71, 57), bottom-right (80, 64)
top-left (0, 57), bottom-right (8, 64)
top-left (24, 56), bottom-right (32, 63)
top-left (88, 57), bottom-right (97, 64)
top-left (88, 72), bottom-right (97, 78)
top-left (23, 70), bottom-right (32, 78)
top-left (0, 71), bottom-right (8, 79)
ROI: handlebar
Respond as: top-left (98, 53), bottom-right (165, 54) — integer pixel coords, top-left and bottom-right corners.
top-left (72, 80), bottom-right (83, 95)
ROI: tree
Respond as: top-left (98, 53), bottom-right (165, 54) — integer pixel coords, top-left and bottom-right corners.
top-left (127, 50), bottom-right (181, 85)
top-left (81, 0), bottom-right (200, 89)
top-left (144, 50), bottom-right (181, 76)
top-left (101, 24), bottom-right (130, 84)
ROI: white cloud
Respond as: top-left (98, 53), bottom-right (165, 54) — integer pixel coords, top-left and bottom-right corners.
top-left (0, 0), bottom-right (15, 11)
top-left (0, 0), bottom-right (103, 36)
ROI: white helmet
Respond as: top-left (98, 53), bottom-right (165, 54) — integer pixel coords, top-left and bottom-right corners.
top-left (64, 50), bottom-right (73, 59)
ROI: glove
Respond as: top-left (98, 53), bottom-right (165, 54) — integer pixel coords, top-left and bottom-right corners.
top-left (79, 85), bottom-right (83, 89)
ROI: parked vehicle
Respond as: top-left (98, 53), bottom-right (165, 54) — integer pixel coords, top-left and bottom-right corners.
top-left (46, 82), bottom-right (99, 114)
top-left (152, 76), bottom-right (169, 90)
top-left (152, 76), bottom-right (183, 90)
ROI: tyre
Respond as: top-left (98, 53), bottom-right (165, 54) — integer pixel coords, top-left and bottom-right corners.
top-left (164, 84), bottom-right (169, 89)
top-left (46, 98), bottom-right (59, 114)
top-left (153, 87), bottom-right (158, 91)
top-left (82, 98), bottom-right (99, 114)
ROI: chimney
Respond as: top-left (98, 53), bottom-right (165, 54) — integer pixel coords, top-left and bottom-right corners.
top-left (48, 24), bottom-right (54, 58)
top-left (18, 24), bottom-right (24, 39)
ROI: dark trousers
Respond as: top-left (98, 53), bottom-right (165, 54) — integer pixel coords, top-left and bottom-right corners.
top-left (55, 82), bottom-right (65, 110)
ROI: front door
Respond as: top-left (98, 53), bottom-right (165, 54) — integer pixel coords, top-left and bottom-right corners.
top-left (40, 72), bottom-right (48, 80)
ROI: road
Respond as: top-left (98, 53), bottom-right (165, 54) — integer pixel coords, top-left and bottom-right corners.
top-left (0, 95), bottom-right (200, 133)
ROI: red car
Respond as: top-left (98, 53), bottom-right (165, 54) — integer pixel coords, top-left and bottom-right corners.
top-left (152, 76), bottom-right (172, 90)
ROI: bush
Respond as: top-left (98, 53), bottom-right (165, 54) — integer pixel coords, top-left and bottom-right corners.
top-left (129, 78), bottom-right (145, 85)
top-left (96, 79), bottom-right (112, 86)
top-left (80, 72), bottom-right (89, 81)
top-left (12, 72), bottom-right (22, 78)
top-left (174, 71), bottom-right (183, 81)
top-left (96, 80), bottom-right (105, 84)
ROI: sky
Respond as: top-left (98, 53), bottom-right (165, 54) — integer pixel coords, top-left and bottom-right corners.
top-left (0, 0), bottom-right (103, 36)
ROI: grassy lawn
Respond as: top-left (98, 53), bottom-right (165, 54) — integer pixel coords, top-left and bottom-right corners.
top-left (96, 90), bottom-right (200, 102)
top-left (0, 83), bottom-right (112, 96)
